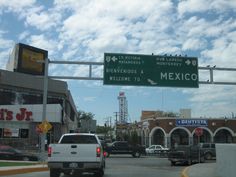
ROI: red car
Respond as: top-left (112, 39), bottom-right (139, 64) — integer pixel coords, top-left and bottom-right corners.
top-left (0, 145), bottom-right (38, 161)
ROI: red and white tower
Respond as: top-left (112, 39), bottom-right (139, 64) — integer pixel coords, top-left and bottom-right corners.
top-left (117, 92), bottom-right (128, 124)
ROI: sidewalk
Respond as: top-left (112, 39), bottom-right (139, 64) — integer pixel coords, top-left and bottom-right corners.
top-left (0, 163), bottom-right (48, 176)
top-left (182, 162), bottom-right (220, 177)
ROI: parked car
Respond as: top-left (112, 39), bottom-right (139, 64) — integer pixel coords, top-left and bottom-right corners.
top-left (168, 145), bottom-right (205, 165)
top-left (0, 145), bottom-right (38, 161)
top-left (145, 145), bottom-right (169, 155)
top-left (105, 141), bottom-right (146, 158)
top-left (199, 143), bottom-right (216, 160)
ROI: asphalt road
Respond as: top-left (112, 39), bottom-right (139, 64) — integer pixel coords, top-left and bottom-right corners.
top-left (7, 155), bottom-right (186, 177)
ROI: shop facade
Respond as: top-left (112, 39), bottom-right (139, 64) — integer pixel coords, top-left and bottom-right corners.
top-left (0, 69), bottom-right (78, 150)
top-left (138, 116), bottom-right (236, 148)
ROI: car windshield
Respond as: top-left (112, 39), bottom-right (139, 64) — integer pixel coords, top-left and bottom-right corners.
top-left (60, 135), bottom-right (98, 144)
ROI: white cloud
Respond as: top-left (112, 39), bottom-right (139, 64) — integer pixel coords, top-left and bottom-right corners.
top-left (26, 34), bottom-right (60, 57)
top-left (178, 0), bottom-right (211, 17)
top-left (58, 0), bottom-right (175, 56)
top-left (186, 85), bottom-right (236, 118)
top-left (178, 0), bottom-right (236, 18)
top-left (182, 38), bottom-right (207, 50)
top-left (18, 31), bottom-right (30, 41)
top-left (201, 35), bottom-right (236, 67)
top-left (0, 0), bottom-right (36, 13)
top-left (25, 10), bottom-right (62, 31)
top-left (0, 31), bottom-right (14, 69)
top-left (83, 96), bottom-right (96, 102)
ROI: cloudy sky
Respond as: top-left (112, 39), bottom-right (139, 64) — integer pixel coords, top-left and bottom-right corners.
top-left (0, 0), bottom-right (236, 125)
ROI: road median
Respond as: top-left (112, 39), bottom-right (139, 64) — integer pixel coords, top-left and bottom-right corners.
top-left (0, 163), bottom-right (48, 176)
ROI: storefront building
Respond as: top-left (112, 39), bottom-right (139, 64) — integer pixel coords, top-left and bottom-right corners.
top-left (138, 111), bottom-right (236, 148)
top-left (0, 69), bottom-right (78, 150)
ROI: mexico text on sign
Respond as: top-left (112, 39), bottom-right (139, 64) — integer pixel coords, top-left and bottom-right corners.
top-left (103, 53), bottom-right (199, 88)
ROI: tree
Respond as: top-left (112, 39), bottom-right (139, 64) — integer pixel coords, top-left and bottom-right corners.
top-left (78, 111), bottom-right (94, 120)
top-left (96, 125), bottom-right (109, 134)
top-left (77, 111), bottom-right (95, 131)
top-left (130, 131), bottom-right (139, 145)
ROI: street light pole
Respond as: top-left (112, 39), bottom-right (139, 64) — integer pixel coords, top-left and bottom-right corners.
top-left (40, 57), bottom-right (49, 160)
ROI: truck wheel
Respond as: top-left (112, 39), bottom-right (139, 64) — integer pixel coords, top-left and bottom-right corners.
top-left (73, 170), bottom-right (82, 176)
top-left (133, 152), bottom-right (141, 158)
top-left (63, 170), bottom-right (72, 175)
top-left (187, 159), bottom-right (192, 165)
top-left (204, 152), bottom-right (212, 160)
top-left (200, 156), bottom-right (205, 163)
top-left (22, 156), bottom-right (30, 161)
top-left (95, 169), bottom-right (104, 177)
top-left (106, 152), bottom-right (110, 157)
top-left (50, 169), bottom-right (60, 177)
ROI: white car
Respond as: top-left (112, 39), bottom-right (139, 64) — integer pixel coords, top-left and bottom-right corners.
top-left (145, 145), bottom-right (169, 154)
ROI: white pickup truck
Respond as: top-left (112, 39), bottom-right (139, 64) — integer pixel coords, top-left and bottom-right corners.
top-left (48, 133), bottom-right (105, 177)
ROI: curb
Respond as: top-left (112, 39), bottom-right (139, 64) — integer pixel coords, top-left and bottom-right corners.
top-left (0, 166), bottom-right (48, 176)
top-left (181, 166), bottom-right (189, 177)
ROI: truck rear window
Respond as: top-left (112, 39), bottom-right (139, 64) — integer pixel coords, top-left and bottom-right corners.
top-left (60, 135), bottom-right (98, 144)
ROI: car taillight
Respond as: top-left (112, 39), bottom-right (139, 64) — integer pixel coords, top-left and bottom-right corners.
top-left (96, 147), bottom-right (101, 157)
top-left (103, 151), bottom-right (107, 157)
top-left (48, 147), bottom-right (52, 157)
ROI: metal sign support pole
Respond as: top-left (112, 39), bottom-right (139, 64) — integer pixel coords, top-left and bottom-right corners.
top-left (198, 135), bottom-right (200, 163)
top-left (40, 58), bottom-right (49, 161)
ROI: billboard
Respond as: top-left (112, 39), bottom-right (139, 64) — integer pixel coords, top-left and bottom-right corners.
top-left (7, 43), bottom-right (48, 75)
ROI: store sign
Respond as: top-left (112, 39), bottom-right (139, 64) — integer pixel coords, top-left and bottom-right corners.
top-left (0, 104), bottom-right (62, 122)
top-left (176, 119), bottom-right (208, 127)
top-left (0, 108), bottom-right (32, 121)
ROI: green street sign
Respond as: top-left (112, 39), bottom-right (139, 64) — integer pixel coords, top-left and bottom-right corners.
top-left (103, 53), bottom-right (199, 88)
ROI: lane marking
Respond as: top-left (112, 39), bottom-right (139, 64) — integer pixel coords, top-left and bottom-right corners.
top-left (181, 166), bottom-right (189, 177)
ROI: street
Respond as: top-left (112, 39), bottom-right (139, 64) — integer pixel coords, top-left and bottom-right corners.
top-left (7, 155), bottom-right (186, 177)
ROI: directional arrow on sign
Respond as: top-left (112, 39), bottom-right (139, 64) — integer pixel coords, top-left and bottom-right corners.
top-left (185, 59), bottom-right (191, 65)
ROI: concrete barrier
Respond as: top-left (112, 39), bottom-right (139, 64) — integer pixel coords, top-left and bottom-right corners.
top-left (216, 144), bottom-right (236, 177)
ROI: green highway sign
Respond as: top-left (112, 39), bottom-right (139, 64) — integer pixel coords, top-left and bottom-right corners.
top-left (103, 53), bottom-right (199, 88)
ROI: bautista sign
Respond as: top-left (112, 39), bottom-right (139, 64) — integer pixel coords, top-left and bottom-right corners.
top-left (176, 119), bottom-right (208, 127)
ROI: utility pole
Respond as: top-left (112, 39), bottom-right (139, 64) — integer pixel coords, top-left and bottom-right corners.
top-left (114, 112), bottom-right (119, 124)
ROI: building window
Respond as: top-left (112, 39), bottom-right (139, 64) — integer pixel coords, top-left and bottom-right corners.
top-left (20, 129), bottom-right (29, 138)
top-left (3, 128), bottom-right (19, 138)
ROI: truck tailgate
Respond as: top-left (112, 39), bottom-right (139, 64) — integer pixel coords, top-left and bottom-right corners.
top-left (49, 144), bottom-right (100, 162)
